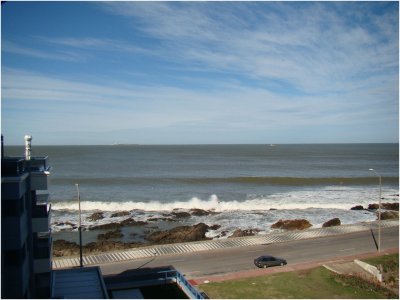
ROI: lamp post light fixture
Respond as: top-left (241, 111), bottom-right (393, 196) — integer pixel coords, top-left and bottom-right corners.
top-left (369, 168), bottom-right (382, 252)
top-left (76, 184), bottom-right (84, 267)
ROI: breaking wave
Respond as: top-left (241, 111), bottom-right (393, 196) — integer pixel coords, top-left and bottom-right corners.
top-left (50, 186), bottom-right (399, 212)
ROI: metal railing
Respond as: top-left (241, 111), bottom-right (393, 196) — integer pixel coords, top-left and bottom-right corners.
top-left (158, 269), bottom-right (205, 299)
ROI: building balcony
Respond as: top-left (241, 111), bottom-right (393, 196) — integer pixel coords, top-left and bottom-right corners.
top-left (30, 170), bottom-right (50, 191)
top-left (34, 234), bottom-right (52, 274)
top-left (29, 157), bottom-right (51, 191)
top-left (32, 202), bottom-right (51, 233)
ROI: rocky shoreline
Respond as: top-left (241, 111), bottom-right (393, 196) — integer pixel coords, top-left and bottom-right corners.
top-left (52, 202), bottom-right (398, 257)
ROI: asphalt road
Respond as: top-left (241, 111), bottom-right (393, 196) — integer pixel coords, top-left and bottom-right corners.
top-left (100, 226), bottom-right (399, 278)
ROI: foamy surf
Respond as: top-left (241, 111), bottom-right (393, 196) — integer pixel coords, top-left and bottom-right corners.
top-left (50, 186), bottom-right (399, 212)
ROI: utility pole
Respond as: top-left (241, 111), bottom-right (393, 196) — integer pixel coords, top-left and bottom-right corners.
top-left (369, 169), bottom-right (382, 252)
top-left (76, 184), bottom-right (83, 267)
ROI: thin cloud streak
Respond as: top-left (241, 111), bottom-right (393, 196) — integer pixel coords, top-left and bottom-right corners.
top-left (101, 2), bottom-right (398, 95)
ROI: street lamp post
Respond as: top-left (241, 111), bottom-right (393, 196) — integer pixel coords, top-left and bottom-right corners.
top-left (369, 168), bottom-right (382, 252)
top-left (76, 184), bottom-right (83, 267)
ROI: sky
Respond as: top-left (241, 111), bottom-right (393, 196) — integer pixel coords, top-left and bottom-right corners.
top-left (1, 1), bottom-right (399, 145)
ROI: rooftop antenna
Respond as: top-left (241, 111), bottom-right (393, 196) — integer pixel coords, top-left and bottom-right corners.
top-left (24, 135), bottom-right (32, 160)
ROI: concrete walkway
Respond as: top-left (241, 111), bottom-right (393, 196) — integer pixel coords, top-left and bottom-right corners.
top-left (189, 247), bottom-right (398, 285)
top-left (52, 219), bottom-right (398, 270)
top-left (323, 261), bottom-right (374, 279)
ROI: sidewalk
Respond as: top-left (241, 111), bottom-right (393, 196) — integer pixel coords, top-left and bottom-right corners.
top-left (189, 247), bottom-right (399, 286)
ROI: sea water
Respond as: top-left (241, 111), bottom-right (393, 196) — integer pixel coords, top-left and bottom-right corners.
top-left (5, 144), bottom-right (399, 241)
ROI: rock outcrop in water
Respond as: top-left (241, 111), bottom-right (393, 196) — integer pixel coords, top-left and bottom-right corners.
top-left (228, 228), bottom-right (260, 238)
top-left (110, 211), bottom-right (130, 218)
top-left (87, 212), bottom-right (105, 221)
top-left (271, 219), bottom-right (312, 230)
top-left (322, 218), bottom-right (341, 227)
top-left (146, 223), bottom-right (210, 244)
top-left (171, 211), bottom-right (191, 218)
top-left (90, 217), bottom-right (147, 230)
top-left (351, 205), bottom-right (364, 210)
top-left (380, 211), bottom-right (399, 220)
top-left (368, 202), bottom-right (399, 211)
top-left (190, 209), bottom-right (217, 216)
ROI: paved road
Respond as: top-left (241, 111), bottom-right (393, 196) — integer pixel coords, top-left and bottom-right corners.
top-left (99, 226), bottom-right (398, 279)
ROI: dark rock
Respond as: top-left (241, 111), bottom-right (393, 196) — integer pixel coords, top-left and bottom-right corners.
top-left (52, 239), bottom-right (143, 257)
top-left (380, 211), bottom-right (399, 220)
top-left (120, 217), bottom-right (148, 226)
top-left (368, 204), bottom-right (379, 210)
top-left (271, 219), bottom-right (312, 231)
top-left (97, 229), bottom-right (123, 240)
top-left (351, 205), bottom-right (364, 210)
top-left (110, 211), bottom-right (130, 218)
top-left (87, 212), bottom-right (105, 221)
top-left (171, 211), bottom-right (191, 218)
top-left (84, 241), bottom-right (142, 254)
top-left (382, 203), bottom-right (399, 211)
top-left (147, 217), bottom-right (176, 222)
top-left (91, 222), bottom-right (122, 230)
top-left (90, 218), bottom-right (147, 230)
top-left (190, 209), bottom-right (214, 216)
top-left (54, 221), bottom-right (76, 227)
top-left (322, 218), bottom-right (341, 228)
top-left (52, 239), bottom-right (80, 257)
top-left (228, 228), bottom-right (260, 238)
top-left (209, 224), bottom-right (221, 230)
top-left (217, 231), bottom-right (229, 238)
top-left (368, 202), bottom-right (399, 211)
top-left (146, 223), bottom-right (210, 244)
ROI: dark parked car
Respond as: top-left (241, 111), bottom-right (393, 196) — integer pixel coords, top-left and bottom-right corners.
top-left (254, 255), bottom-right (287, 268)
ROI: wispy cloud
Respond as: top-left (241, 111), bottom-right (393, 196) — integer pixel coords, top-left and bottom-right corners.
top-left (41, 36), bottom-right (155, 56)
top-left (101, 2), bottom-right (398, 95)
top-left (2, 40), bottom-right (85, 61)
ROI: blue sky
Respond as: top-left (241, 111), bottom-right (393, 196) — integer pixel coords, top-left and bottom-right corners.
top-left (1, 1), bottom-right (399, 145)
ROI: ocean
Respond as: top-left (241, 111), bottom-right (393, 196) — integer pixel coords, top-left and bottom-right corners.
top-left (5, 144), bottom-right (399, 243)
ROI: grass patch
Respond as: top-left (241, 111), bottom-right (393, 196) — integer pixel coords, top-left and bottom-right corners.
top-left (363, 253), bottom-right (399, 294)
top-left (199, 264), bottom-right (397, 299)
top-left (363, 253), bottom-right (399, 275)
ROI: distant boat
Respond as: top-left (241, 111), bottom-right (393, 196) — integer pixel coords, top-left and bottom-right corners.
top-left (270, 144), bottom-right (277, 147)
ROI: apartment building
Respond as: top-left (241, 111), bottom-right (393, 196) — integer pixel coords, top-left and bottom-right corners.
top-left (1, 135), bottom-right (52, 298)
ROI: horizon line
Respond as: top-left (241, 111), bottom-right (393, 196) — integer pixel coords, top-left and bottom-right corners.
top-left (3, 142), bottom-right (399, 147)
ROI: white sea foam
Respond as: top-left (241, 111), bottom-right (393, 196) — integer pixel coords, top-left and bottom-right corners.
top-left (50, 186), bottom-right (399, 212)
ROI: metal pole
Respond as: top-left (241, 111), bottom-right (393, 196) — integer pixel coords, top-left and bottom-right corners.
top-left (378, 175), bottom-right (382, 252)
top-left (369, 169), bottom-right (382, 252)
top-left (76, 184), bottom-right (83, 267)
